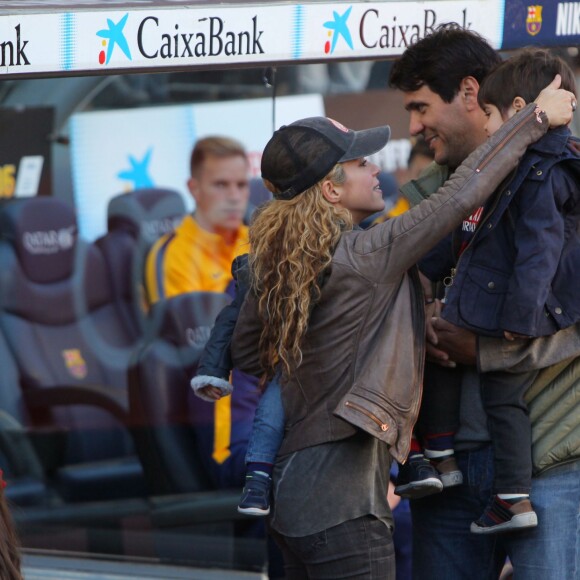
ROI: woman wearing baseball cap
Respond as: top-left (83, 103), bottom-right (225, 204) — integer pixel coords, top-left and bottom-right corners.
top-left (225, 84), bottom-right (573, 578)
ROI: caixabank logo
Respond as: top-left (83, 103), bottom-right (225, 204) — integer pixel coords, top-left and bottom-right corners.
top-left (319, 4), bottom-right (473, 56)
top-left (0, 24), bottom-right (30, 67)
top-left (96, 11), bottom-right (264, 66)
top-left (323, 6), bottom-right (354, 54)
top-left (97, 13), bottom-right (132, 65)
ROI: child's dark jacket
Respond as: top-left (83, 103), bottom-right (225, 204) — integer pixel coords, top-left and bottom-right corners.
top-left (421, 127), bottom-right (580, 337)
top-left (196, 255), bottom-right (250, 380)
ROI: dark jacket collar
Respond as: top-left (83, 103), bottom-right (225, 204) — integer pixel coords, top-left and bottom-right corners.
top-left (528, 125), bottom-right (571, 156)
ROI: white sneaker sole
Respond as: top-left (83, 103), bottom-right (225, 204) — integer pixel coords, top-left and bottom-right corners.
top-left (394, 477), bottom-right (444, 499)
top-left (237, 505), bottom-right (270, 517)
top-left (470, 511), bottom-right (538, 534)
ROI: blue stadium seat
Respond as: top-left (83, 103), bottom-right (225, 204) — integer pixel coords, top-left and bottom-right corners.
top-left (0, 328), bottom-right (54, 507)
top-left (129, 291), bottom-right (235, 495)
top-left (95, 188), bottom-right (186, 337)
top-left (0, 197), bottom-right (146, 502)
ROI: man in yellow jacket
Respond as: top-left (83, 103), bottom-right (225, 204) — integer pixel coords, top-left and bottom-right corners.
top-left (146, 136), bottom-right (250, 301)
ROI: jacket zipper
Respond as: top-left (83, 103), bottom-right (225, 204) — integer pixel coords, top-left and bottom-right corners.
top-left (445, 164), bottom-right (517, 293)
top-left (344, 400), bottom-right (389, 432)
top-left (475, 108), bottom-right (536, 173)
top-left (443, 267), bottom-right (457, 294)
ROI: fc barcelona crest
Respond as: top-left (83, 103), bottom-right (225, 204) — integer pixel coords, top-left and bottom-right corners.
top-left (62, 348), bottom-right (88, 379)
top-left (526, 5), bottom-right (542, 36)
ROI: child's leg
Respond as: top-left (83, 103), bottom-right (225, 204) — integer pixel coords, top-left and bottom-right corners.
top-left (238, 375), bottom-right (284, 516)
top-left (394, 362), bottom-right (463, 499)
top-left (417, 362), bottom-right (462, 454)
top-left (245, 374), bottom-right (284, 470)
top-left (471, 369), bottom-right (539, 534)
top-left (416, 363), bottom-right (463, 487)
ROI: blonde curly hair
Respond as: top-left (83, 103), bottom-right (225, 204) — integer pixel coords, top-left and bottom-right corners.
top-left (249, 164), bottom-right (353, 386)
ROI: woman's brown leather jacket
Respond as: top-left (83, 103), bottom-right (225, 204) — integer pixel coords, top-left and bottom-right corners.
top-left (232, 104), bottom-right (549, 463)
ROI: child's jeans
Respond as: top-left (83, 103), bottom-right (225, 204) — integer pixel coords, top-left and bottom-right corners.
top-left (245, 375), bottom-right (284, 465)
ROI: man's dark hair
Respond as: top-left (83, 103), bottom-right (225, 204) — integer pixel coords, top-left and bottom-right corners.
top-left (478, 47), bottom-right (577, 114)
top-left (389, 23), bottom-right (501, 102)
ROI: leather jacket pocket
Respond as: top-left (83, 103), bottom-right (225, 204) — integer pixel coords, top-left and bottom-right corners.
top-left (335, 391), bottom-right (398, 448)
top-left (344, 400), bottom-right (390, 433)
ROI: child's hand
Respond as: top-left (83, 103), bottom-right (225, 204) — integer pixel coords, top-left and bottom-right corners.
top-left (197, 385), bottom-right (227, 401)
top-left (503, 330), bottom-right (531, 341)
top-left (535, 74), bottom-right (576, 128)
top-left (191, 375), bottom-right (233, 401)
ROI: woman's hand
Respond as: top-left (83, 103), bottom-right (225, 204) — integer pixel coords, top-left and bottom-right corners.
top-left (535, 74), bottom-right (576, 128)
top-left (425, 300), bottom-right (458, 367)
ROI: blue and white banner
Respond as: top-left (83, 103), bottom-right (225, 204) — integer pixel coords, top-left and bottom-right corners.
top-left (0, 1), bottom-right (505, 77)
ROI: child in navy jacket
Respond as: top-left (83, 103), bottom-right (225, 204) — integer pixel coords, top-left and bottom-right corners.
top-left (190, 254), bottom-right (283, 516)
top-left (415, 49), bottom-right (580, 534)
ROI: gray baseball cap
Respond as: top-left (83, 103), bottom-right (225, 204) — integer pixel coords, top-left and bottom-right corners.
top-left (261, 117), bottom-right (391, 200)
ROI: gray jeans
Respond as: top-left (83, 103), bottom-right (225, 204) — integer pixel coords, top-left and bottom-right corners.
top-left (270, 515), bottom-right (395, 579)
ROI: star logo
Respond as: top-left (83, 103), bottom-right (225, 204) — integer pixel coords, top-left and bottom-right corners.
top-left (117, 148), bottom-right (154, 189)
top-left (97, 13), bottom-right (132, 65)
top-left (323, 6), bottom-right (354, 54)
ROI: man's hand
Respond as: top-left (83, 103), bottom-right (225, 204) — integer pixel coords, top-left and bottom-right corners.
top-left (503, 330), bottom-right (531, 341)
top-left (430, 317), bottom-right (477, 366)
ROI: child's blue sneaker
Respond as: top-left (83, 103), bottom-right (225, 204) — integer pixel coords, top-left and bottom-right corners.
top-left (237, 471), bottom-right (272, 516)
top-left (395, 455), bottom-right (443, 499)
top-left (471, 495), bottom-right (537, 534)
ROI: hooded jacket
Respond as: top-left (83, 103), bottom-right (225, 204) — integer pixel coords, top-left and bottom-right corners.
top-left (232, 104), bottom-right (549, 463)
